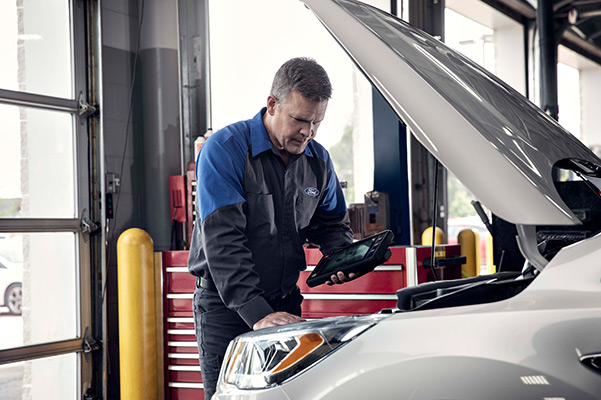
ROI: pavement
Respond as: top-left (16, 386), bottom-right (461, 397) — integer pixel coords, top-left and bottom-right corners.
top-left (0, 363), bottom-right (24, 399)
top-left (0, 311), bottom-right (24, 400)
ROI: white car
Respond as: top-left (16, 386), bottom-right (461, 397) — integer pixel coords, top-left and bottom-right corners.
top-left (214, 1), bottom-right (601, 398)
top-left (0, 252), bottom-right (22, 315)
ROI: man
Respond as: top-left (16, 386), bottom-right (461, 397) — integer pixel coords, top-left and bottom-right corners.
top-left (188, 57), bottom-right (354, 399)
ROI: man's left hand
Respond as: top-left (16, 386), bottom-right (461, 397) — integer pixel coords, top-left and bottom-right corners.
top-left (327, 271), bottom-right (357, 285)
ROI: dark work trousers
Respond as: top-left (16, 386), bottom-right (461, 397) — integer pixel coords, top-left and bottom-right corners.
top-left (193, 286), bottom-right (303, 400)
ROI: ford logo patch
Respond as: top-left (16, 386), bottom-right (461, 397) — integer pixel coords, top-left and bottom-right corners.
top-left (304, 187), bottom-right (320, 197)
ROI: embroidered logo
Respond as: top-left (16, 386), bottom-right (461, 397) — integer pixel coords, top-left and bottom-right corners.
top-left (304, 187), bottom-right (320, 197)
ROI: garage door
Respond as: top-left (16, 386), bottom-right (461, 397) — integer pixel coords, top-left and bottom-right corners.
top-left (0, 1), bottom-right (95, 399)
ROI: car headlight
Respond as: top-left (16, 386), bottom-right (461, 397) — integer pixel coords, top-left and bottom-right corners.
top-left (219, 313), bottom-right (390, 390)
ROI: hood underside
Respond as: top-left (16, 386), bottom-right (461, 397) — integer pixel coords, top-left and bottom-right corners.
top-left (302, 0), bottom-right (601, 226)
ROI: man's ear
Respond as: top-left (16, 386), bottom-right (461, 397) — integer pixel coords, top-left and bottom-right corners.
top-left (266, 94), bottom-right (278, 115)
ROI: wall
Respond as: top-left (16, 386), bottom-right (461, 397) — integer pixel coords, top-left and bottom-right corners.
top-left (581, 67), bottom-right (601, 153)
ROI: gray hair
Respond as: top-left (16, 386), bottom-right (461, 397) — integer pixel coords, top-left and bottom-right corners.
top-left (270, 57), bottom-right (332, 103)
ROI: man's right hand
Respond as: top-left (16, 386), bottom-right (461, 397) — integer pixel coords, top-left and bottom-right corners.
top-left (253, 312), bottom-right (305, 330)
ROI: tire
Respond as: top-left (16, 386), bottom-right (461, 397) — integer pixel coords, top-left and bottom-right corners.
top-left (5, 283), bottom-right (22, 315)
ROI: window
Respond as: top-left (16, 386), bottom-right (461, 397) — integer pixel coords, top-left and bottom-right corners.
top-left (0, 0), bottom-right (72, 98)
top-left (557, 61), bottom-right (581, 139)
top-left (445, 0), bottom-right (526, 94)
top-left (444, 0), bottom-right (526, 270)
top-left (558, 44), bottom-right (601, 156)
top-left (0, 1), bottom-right (92, 399)
top-left (208, 0), bottom-right (375, 204)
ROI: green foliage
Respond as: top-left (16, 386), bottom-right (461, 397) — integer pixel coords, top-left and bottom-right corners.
top-left (447, 173), bottom-right (476, 218)
top-left (328, 124), bottom-right (355, 203)
top-left (0, 198), bottom-right (21, 217)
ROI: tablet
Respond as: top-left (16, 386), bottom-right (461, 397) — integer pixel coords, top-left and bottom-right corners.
top-left (306, 230), bottom-right (394, 287)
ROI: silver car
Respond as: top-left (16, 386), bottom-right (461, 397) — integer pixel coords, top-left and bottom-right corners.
top-left (214, 1), bottom-right (601, 398)
top-left (0, 252), bottom-right (22, 315)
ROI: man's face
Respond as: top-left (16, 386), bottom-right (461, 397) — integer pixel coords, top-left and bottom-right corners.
top-left (266, 90), bottom-right (328, 156)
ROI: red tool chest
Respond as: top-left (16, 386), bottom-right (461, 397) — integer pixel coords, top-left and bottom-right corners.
top-left (161, 251), bottom-right (203, 399)
top-left (161, 244), bottom-right (461, 399)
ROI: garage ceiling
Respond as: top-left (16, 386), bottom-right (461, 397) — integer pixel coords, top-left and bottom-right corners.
top-left (495, 0), bottom-right (601, 64)
top-left (555, 0), bottom-right (601, 48)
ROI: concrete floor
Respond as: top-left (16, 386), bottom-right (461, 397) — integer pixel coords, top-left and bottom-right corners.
top-left (0, 312), bottom-right (24, 400)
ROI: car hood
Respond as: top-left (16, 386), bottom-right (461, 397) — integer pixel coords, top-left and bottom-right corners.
top-left (301, 0), bottom-right (601, 225)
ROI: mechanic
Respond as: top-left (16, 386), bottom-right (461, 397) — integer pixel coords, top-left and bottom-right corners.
top-left (187, 57), bottom-right (355, 399)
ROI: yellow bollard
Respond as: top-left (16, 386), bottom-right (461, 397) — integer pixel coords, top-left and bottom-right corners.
top-left (486, 234), bottom-right (496, 273)
top-left (421, 226), bottom-right (444, 245)
top-left (117, 228), bottom-right (158, 400)
top-left (458, 229), bottom-right (480, 278)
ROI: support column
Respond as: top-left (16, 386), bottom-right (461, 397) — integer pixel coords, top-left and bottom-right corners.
top-left (407, 0), bottom-right (447, 244)
top-left (373, 91), bottom-right (411, 245)
top-left (139, 0), bottom-right (182, 251)
top-left (178, 0), bottom-right (212, 166)
top-left (537, 0), bottom-right (559, 120)
top-left (372, 2), bottom-right (413, 245)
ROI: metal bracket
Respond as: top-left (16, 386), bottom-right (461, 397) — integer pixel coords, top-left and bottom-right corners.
top-left (106, 172), bottom-right (121, 194)
top-left (516, 225), bottom-right (548, 272)
top-left (78, 92), bottom-right (99, 118)
top-left (83, 388), bottom-right (101, 400)
top-left (83, 327), bottom-right (101, 354)
top-left (80, 209), bottom-right (100, 234)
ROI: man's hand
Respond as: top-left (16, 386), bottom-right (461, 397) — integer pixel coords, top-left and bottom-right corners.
top-left (253, 312), bottom-right (306, 330)
top-left (327, 271), bottom-right (357, 285)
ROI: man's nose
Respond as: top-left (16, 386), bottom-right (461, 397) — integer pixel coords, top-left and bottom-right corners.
top-left (301, 122), bottom-right (316, 137)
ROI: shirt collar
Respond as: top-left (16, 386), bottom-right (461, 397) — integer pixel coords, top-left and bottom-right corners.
top-left (250, 108), bottom-right (314, 158)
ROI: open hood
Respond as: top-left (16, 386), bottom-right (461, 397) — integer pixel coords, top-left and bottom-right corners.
top-left (301, 0), bottom-right (601, 226)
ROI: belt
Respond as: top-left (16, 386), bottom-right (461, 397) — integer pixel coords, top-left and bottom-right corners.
top-left (196, 276), bottom-right (218, 292)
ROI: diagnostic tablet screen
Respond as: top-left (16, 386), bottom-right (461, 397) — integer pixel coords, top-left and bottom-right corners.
top-left (318, 236), bottom-right (377, 276)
